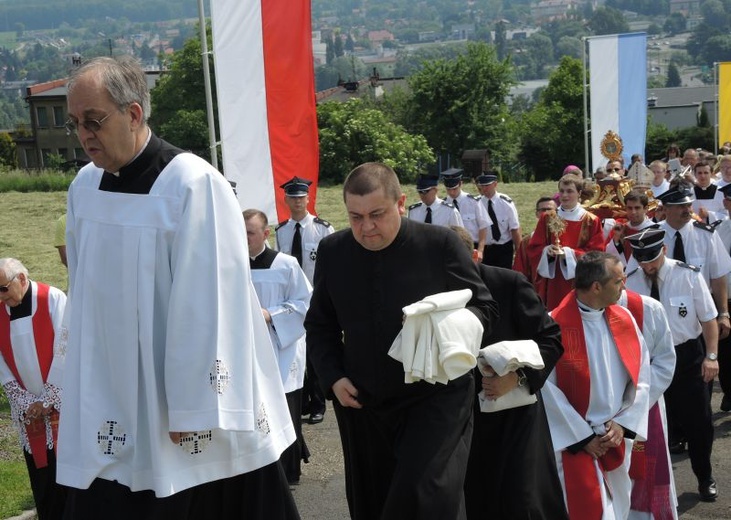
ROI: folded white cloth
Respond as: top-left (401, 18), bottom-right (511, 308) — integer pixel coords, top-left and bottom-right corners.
top-left (536, 246), bottom-right (578, 280)
top-left (477, 340), bottom-right (544, 413)
top-left (389, 289), bottom-right (483, 384)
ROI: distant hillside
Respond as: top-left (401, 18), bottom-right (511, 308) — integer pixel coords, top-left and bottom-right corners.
top-left (0, 0), bottom-right (200, 32)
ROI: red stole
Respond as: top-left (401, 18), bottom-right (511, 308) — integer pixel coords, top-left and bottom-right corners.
top-left (623, 290), bottom-right (648, 480)
top-left (552, 293), bottom-right (642, 519)
top-left (0, 283), bottom-right (58, 468)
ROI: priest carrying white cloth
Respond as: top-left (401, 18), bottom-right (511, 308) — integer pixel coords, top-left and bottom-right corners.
top-left (52, 56), bottom-right (299, 519)
top-left (544, 251), bottom-right (650, 520)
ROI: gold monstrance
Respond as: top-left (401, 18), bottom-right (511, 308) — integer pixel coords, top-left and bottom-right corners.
top-left (546, 209), bottom-right (567, 257)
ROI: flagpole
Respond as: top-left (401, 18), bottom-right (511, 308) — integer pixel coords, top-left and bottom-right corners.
top-left (197, 0), bottom-right (218, 169)
top-left (715, 62), bottom-right (719, 154)
top-left (582, 36), bottom-right (590, 176)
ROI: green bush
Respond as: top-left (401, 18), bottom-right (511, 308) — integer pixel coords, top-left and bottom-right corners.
top-left (0, 170), bottom-right (75, 192)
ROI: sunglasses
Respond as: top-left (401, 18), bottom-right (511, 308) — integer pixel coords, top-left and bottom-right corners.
top-left (0, 274), bottom-right (17, 293)
top-left (65, 113), bottom-right (112, 136)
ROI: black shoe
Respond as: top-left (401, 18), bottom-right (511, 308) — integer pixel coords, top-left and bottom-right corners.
top-left (698, 478), bottom-right (718, 502)
top-left (309, 412), bottom-right (324, 424)
top-left (722, 395), bottom-right (731, 412)
top-left (669, 441), bottom-right (686, 454)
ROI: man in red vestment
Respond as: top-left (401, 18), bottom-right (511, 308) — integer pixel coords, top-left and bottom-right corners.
top-left (527, 175), bottom-right (605, 310)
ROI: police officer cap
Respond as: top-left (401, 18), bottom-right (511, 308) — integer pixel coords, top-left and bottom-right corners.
top-left (416, 174), bottom-right (439, 192)
top-left (627, 228), bottom-right (666, 263)
top-left (441, 168), bottom-right (464, 188)
top-left (719, 183), bottom-right (731, 200)
top-left (655, 184), bottom-right (695, 205)
top-left (476, 173), bottom-right (498, 185)
top-left (280, 176), bottom-right (312, 197)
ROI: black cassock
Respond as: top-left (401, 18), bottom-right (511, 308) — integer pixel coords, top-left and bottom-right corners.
top-left (305, 218), bottom-right (497, 520)
top-left (464, 265), bottom-right (568, 520)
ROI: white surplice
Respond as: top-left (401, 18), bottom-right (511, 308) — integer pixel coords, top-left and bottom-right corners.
top-left (250, 252), bottom-right (311, 393)
top-left (544, 304), bottom-right (651, 520)
top-left (52, 153), bottom-right (295, 497)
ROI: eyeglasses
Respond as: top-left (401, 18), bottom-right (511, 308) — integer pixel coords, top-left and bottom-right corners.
top-left (607, 167), bottom-right (622, 172)
top-left (64, 113), bottom-right (112, 135)
top-left (0, 274), bottom-right (18, 293)
top-left (536, 207), bottom-right (554, 213)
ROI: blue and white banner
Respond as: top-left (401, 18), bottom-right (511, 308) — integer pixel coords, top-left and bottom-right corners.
top-left (588, 33), bottom-right (647, 172)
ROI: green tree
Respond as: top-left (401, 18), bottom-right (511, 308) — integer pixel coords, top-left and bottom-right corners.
top-left (589, 7), bottom-right (630, 36)
top-left (317, 99), bottom-right (433, 184)
top-left (494, 20), bottom-right (507, 61)
top-left (149, 24), bottom-right (217, 162)
top-left (701, 0), bottom-right (728, 29)
top-left (405, 43), bottom-right (516, 166)
top-left (663, 13), bottom-right (686, 35)
top-left (666, 62), bottom-right (681, 87)
top-left (0, 132), bottom-right (17, 168)
top-left (519, 57), bottom-right (585, 180)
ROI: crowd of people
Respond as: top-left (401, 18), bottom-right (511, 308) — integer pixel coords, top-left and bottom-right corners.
top-left (2, 54), bottom-right (731, 519)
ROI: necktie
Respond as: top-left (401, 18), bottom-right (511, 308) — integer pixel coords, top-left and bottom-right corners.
top-left (650, 278), bottom-right (660, 301)
top-left (425, 207), bottom-right (432, 224)
top-left (673, 231), bottom-right (686, 263)
top-left (487, 199), bottom-right (500, 241)
top-left (292, 222), bottom-right (302, 266)
top-left (453, 198), bottom-right (460, 212)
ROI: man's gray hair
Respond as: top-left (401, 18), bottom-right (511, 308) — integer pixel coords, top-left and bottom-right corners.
top-left (574, 251), bottom-right (619, 290)
top-left (67, 56), bottom-right (151, 122)
top-left (0, 258), bottom-right (28, 280)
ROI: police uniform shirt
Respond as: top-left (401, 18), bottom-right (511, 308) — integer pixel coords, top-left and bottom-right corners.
top-left (480, 192), bottom-right (520, 245)
top-left (626, 258), bottom-right (717, 345)
top-left (608, 218), bottom-right (659, 269)
top-left (275, 212), bottom-right (334, 284)
top-left (658, 219), bottom-right (731, 287)
top-left (445, 191), bottom-right (491, 243)
top-left (407, 197), bottom-right (464, 228)
top-left (714, 217), bottom-right (731, 295)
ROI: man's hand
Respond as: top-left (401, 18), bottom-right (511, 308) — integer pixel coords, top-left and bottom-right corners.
top-left (332, 377), bottom-right (362, 409)
top-left (582, 436), bottom-right (607, 459)
top-left (169, 432), bottom-right (195, 444)
top-left (600, 420), bottom-right (624, 448)
top-left (261, 308), bottom-right (271, 323)
top-left (25, 401), bottom-right (50, 421)
top-left (702, 358), bottom-right (719, 383)
top-left (481, 372), bottom-right (519, 400)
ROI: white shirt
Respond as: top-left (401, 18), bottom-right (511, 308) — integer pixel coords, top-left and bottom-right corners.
top-left (56, 153), bottom-right (295, 497)
top-left (658, 219), bottom-right (731, 286)
top-left (275, 212), bottom-right (334, 284)
top-left (692, 184), bottom-right (726, 221)
top-left (446, 191), bottom-right (490, 243)
top-left (407, 197), bottom-right (463, 229)
top-left (715, 217), bottom-right (731, 295)
top-left (626, 258), bottom-right (717, 345)
top-left (250, 251), bottom-right (312, 393)
top-left (651, 180), bottom-right (670, 198)
top-left (480, 192), bottom-right (520, 245)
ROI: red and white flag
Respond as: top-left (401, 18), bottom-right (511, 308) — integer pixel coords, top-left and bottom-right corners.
top-left (210, 0), bottom-right (319, 222)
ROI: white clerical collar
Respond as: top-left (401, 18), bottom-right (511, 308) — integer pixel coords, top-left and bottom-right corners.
top-left (577, 297), bottom-right (604, 315)
top-left (107, 128), bottom-right (153, 176)
top-left (249, 244), bottom-right (267, 261)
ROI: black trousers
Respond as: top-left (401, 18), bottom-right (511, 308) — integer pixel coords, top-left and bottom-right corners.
top-left (62, 461), bottom-right (300, 520)
top-left (302, 357), bottom-right (325, 416)
top-left (333, 375), bottom-right (474, 520)
top-left (718, 303), bottom-right (731, 396)
top-left (665, 337), bottom-right (714, 481)
top-left (280, 389), bottom-right (310, 484)
top-left (482, 241), bottom-right (514, 270)
top-left (24, 449), bottom-right (67, 520)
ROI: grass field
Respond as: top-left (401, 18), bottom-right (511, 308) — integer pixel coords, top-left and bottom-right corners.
top-left (0, 179), bottom-right (557, 517)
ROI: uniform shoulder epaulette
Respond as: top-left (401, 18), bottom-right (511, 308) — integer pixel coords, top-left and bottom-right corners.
top-left (467, 193), bottom-right (481, 201)
top-left (693, 220), bottom-right (715, 232)
top-left (408, 202), bottom-right (423, 210)
top-left (711, 219), bottom-right (724, 229)
top-left (677, 261), bottom-right (701, 272)
top-left (499, 194), bottom-right (513, 203)
top-left (647, 223), bottom-right (660, 230)
top-left (626, 268), bottom-right (640, 278)
top-left (314, 216), bottom-right (331, 227)
top-left (275, 220), bottom-right (289, 231)
top-left (441, 200), bottom-right (455, 208)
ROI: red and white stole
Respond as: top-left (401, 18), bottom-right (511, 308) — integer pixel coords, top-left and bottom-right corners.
top-left (0, 283), bottom-right (58, 468)
top-left (552, 293), bottom-right (642, 520)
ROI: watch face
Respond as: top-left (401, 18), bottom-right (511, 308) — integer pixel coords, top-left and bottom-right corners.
top-left (708, 353), bottom-right (718, 361)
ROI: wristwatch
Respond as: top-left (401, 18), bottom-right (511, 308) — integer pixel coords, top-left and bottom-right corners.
top-left (718, 312), bottom-right (730, 319)
top-left (516, 369), bottom-right (528, 388)
top-left (707, 352), bottom-right (718, 361)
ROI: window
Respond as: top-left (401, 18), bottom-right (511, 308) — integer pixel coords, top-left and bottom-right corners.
top-left (58, 148), bottom-right (68, 159)
top-left (41, 148), bottom-right (52, 167)
top-left (53, 106), bottom-right (65, 127)
top-left (74, 148), bottom-right (85, 159)
top-left (24, 149), bottom-right (37, 168)
top-left (36, 107), bottom-right (49, 128)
